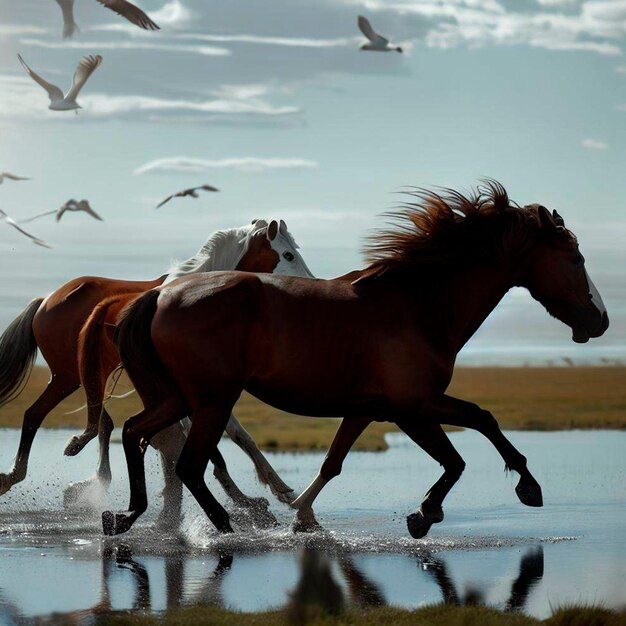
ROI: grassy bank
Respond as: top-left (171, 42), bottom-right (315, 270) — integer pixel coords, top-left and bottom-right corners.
top-left (98, 604), bottom-right (626, 626)
top-left (0, 366), bottom-right (624, 452)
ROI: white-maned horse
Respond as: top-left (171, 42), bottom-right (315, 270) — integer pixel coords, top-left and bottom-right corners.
top-left (0, 218), bottom-right (312, 527)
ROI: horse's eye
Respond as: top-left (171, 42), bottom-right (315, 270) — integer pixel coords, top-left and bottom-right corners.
top-left (573, 255), bottom-right (584, 266)
top-left (283, 251), bottom-right (295, 262)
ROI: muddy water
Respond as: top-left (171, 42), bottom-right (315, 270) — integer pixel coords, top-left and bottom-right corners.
top-left (0, 429), bottom-right (624, 622)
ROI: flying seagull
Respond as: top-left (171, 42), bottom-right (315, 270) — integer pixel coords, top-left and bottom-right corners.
top-left (0, 172), bottom-right (30, 184)
top-left (18, 53), bottom-right (103, 112)
top-left (0, 209), bottom-right (52, 248)
top-left (156, 185), bottom-right (220, 209)
top-left (55, 0), bottom-right (159, 39)
top-left (21, 199), bottom-right (104, 223)
top-left (357, 16), bottom-right (403, 53)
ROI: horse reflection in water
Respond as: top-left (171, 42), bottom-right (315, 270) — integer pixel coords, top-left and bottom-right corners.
top-left (0, 543), bottom-right (544, 622)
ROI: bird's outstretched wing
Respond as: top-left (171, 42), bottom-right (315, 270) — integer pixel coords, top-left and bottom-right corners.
top-left (200, 184), bottom-right (219, 192)
top-left (55, 0), bottom-right (79, 39)
top-left (19, 209), bottom-right (57, 224)
top-left (56, 200), bottom-right (74, 222)
top-left (66, 55), bottom-right (103, 102)
top-left (357, 15), bottom-right (387, 44)
top-left (79, 201), bottom-right (104, 221)
top-left (0, 209), bottom-right (53, 248)
top-left (96, 0), bottom-right (160, 30)
top-left (155, 194), bottom-right (175, 209)
top-left (17, 54), bottom-right (64, 102)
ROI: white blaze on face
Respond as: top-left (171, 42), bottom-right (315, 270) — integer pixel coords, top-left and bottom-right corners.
top-left (585, 270), bottom-right (606, 316)
top-left (268, 221), bottom-right (315, 279)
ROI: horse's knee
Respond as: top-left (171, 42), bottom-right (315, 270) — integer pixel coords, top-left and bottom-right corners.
top-left (320, 456), bottom-right (343, 481)
top-left (446, 456), bottom-right (465, 481)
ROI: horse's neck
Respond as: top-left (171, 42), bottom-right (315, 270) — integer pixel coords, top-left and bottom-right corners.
top-left (429, 263), bottom-right (517, 352)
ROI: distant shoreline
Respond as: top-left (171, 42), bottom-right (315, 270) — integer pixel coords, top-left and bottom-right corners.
top-left (0, 365), bottom-right (624, 451)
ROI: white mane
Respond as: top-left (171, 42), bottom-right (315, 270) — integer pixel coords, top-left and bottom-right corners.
top-left (164, 221), bottom-right (268, 285)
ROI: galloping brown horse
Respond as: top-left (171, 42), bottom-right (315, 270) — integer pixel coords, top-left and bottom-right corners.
top-left (0, 219), bottom-right (311, 523)
top-left (103, 182), bottom-right (608, 538)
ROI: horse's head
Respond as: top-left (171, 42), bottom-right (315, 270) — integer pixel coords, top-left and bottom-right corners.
top-left (521, 205), bottom-right (608, 344)
top-left (243, 218), bottom-right (315, 278)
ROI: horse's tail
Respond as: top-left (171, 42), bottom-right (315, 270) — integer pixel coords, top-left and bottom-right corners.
top-left (0, 297), bottom-right (44, 407)
top-left (78, 295), bottom-right (123, 433)
top-left (114, 289), bottom-right (174, 405)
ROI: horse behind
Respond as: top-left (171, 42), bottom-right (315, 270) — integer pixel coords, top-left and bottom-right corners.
top-left (104, 182), bottom-right (608, 538)
top-left (0, 218), bottom-right (312, 525)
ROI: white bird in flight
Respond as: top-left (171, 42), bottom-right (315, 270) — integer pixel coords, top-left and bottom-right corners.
top-left (156, 185), bottom-right (220, 209)
top-left (0, 173), bottom-right (30, 184)
top-left (18, 54), bottom-right (103, 112)
top-left (21, 199), bottom-right (104, 223)
top-left (358, 16), bottom-right (403, 53)
top-left (55, 0), bottom-right (160, 39)
top-left (0, 209), bottom-right (52, 249)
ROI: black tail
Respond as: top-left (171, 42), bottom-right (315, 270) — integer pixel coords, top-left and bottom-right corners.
top-left (0, 298), bottom-right (43, 407)
top-left (114, 289), bottom-right (174, 405)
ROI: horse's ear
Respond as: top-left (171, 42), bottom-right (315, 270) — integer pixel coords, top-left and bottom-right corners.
top-left (552, 209), bottom-right (565, 227)
top-left (279, 219), bottom-right (288, 235)
top-left (267, 220), bottom-right (278, 241)
top-left (537, 205), bottom-right (557, 234)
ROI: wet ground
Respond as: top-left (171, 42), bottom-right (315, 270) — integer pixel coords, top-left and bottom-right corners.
top-left (0, 428), bottom-right (624, 623)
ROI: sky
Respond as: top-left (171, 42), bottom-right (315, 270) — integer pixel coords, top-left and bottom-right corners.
top-left (0, 0), bottom-right (624, 364)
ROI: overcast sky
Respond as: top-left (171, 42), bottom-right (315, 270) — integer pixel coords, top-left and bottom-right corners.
top-left (0, 0), bottom-right (624, 362)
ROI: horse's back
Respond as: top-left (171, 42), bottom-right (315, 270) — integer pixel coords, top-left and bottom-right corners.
top-left (33, 275), bottom-right (165, 371)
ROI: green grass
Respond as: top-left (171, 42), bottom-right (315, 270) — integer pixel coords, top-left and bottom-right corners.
top-left (1, 366), bottom-right (624, 452)
top-left (96, 604), bottom-right (626, 626)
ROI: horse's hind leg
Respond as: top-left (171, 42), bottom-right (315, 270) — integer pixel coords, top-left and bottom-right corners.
top-left (396, 420), bottom-right (465, 539)
top-left (151, 422), bottom-right (187, 531)
top-left (225, 414), bottom-right (295, 504)
top-left (0, 374), bottom-right (78, 495)
top-left (175, 405), bottom-right (235, 534)
top-left (428, 395), bottom-right (542, 507)
top-left (64, 408), bottom-right (115, 508)
top-left (290, 417), bottom-right (371, 532)
top-left (209, 444), bottom-right (278, 528)
top-left (102, 396), bottom-right (187, 536)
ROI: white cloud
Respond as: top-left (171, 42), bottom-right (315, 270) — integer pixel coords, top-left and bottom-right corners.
top-left (0, 25), bottom-right (47, 36)
top-left (536, 0), bottom-right (579, 5)
top-left (134, 157), bottom-right (319, 175)
top-left (19, 37), bottom-right (230, 56)
top-left (616, 65), bottom-right (626, 73)
top-left (615, 103), bottom-right (626, 111)
top-left (175, 33), bottom-right (360, 48)
top-left (582, 138), bottom-right (609, 150)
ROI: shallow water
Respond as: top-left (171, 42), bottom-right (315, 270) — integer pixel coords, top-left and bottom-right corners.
top-left (0, 428), bottom-right (624, 622)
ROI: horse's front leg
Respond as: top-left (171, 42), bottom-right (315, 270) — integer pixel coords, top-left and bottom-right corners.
top-left (64, 408), bottom-right (115, 508)
top-left (396, 420), bottom-right (466, 539)
top-left (102, 396), bottom-right (186, 536)
top-left (225, 414), bottom-right (295, 504)
top-left (290, 416), bottom-right (371, 532)
top-left (426, 394), bottom-right (542, 507)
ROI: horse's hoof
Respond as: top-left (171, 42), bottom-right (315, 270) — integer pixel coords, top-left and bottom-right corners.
top-left (247, 497), bottom-right (278, 528)
top-left (102, 510), bottom-right (136, 536)
top-left (0, 473), bottom-right (14, 496)
top-left (407, 512), bottom-right (432, 539)
top-left (516, 482), bottom-right (543, 507)
top-left (407, 506), bottom-right (443, 540)
top-left (291, 509), bottom-right (322, 533)
top-left (64, 436), bottom-right (86, 457)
